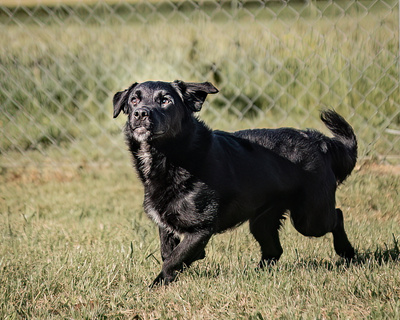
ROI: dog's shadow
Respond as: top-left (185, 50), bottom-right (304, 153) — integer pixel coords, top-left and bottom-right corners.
top-left (247, 235), bottom-right (399, 277)
top-left (351, 234), bottom-right (400, 266)
top-left (168, 235), bottom-right (399, 282)
top-left (287, 234), bottom-right (400, 272)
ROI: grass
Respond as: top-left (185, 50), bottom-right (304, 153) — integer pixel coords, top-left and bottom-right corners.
top-left (0, 162), bottom-right (399, 319)
top-left (0, 0), bottom-right (399, 165)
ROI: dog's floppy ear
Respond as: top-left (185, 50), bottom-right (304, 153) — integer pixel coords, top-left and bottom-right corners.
top-left (113, 82), bottom-right (138, 118)
top-left (173, 80), bottom-right (218, 112)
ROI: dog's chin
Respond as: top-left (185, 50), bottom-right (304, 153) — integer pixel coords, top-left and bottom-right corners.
top-left (133, 127), bottom-right (165, 143)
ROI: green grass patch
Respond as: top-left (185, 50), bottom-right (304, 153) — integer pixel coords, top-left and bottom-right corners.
top-left (0, 163), bottom-right (399, 318)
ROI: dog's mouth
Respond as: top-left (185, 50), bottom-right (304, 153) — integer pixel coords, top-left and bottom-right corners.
top-left (130, 112), bottom-right (167, 142)
top-left (133, 126), bottom-right (165, 141)
top-left (134, 127), bottom-right (150, 135)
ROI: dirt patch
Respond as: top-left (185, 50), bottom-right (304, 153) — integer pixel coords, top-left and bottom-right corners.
top-left (0, 161), bottom-right (115, 184)
top-left (356, 161), bottom-right (400, 176)
top-left (0, 165), bottom-right (82, 184)
top-left (2, 160), bottom-right (399, 185)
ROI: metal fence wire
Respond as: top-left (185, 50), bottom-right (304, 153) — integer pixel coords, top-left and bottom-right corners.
top-left (1, 0), bottom-right (399, 168)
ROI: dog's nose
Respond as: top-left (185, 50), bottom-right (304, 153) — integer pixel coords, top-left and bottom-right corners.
top-left (133, 107), bottom-right (150, 120)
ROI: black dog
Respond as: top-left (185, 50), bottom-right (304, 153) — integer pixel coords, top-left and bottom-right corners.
top-left (113, 80), bottom-right (357, 287)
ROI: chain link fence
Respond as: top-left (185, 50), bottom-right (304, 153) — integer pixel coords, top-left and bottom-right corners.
top-left (1, 0), bottom-right (399, 170)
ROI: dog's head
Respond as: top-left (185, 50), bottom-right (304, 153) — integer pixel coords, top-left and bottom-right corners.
top-left (113, 80), bottom-right (218, 142)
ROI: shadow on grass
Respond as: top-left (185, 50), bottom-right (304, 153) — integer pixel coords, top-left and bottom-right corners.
top-left (154, 235), bottom-right (399, 283)
top-left (288, 234), bottom-right (400, 272)
top-left (351, 234), bottom-right (400, 265)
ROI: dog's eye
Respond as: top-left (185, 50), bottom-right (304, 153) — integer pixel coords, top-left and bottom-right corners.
top-left (131, 97), bottom-right (138, 106)
top-left (161, 97), bottom-right (171, 106)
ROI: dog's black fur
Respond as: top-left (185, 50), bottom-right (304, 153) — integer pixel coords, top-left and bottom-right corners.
top-left (113, 80), bottom-right (357, 287)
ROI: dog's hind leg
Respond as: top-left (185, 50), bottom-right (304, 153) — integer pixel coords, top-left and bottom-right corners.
top-left (332, 208), bottom-right (355, 260)
top-left (249, 208), bottom-right (285, 268)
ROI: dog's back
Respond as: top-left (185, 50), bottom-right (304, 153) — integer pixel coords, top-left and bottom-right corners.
top-left (234, 109), bottom-right (357, 185)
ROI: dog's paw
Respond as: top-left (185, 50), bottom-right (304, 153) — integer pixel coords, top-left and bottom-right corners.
top-left (149, 271), bottom-right (176, 289)
top-left (338, 246), bottom-right (356, 261)
top-left (257, 256), bottom-right (280, 270)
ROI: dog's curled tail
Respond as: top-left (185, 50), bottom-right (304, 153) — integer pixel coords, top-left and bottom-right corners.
top-left (320, 109), bottom-right (358, 184)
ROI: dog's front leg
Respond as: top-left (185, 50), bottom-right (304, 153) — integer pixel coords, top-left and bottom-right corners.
top-left (159, 227), bottom-right (181, 261)
top-left (150, 231), bottom-right (212, 287)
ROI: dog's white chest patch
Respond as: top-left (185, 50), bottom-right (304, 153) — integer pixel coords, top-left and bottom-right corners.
top-left (137, 142), bottom-right (152, 179)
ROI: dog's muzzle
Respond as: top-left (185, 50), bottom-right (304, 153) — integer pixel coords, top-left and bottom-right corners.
top-left (131, 106), bottom-right (165, 140)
